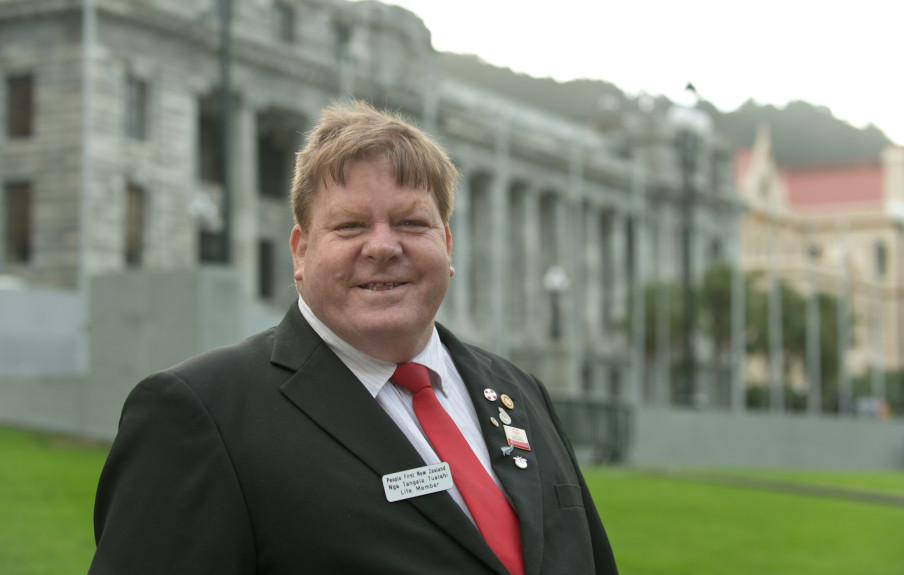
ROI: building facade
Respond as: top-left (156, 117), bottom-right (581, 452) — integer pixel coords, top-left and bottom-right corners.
top-left (736, 125), bottom-right (904, 408)
top-left (0, 0), bottom-right (738, 407)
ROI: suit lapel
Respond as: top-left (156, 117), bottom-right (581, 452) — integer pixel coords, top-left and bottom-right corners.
top-left (439, 325), bottom-right (545, 575)
top-left (271, 307), bottom-right (507, 574)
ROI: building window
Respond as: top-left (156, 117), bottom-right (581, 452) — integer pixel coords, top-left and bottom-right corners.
top-left (334, 22), bottom-right (351, 60)
top-left (125, 77), bottom-right (148, 140)
top-left (807, 244), bottom-right (821, 260)
top-left (258, 239), bottom-right (275, 298)
top-left (258, 132), bottom-right (289, 198)
top-left (4, 181), bottom-right (32, 263)
top-left (709, 237), bottom-right (724, 263)
top-left (199, 229), bottom-right (225, 263)
top-left (124, 184), bottom-right (145, 266)
top-left (6, 74), bottom-right (34, 138)
top-left (274, 3), bottom-right (295, 43)
top-left (875, 241), bottom-right (887, 280)
top-left (198, 110), bottom-right (223, 184)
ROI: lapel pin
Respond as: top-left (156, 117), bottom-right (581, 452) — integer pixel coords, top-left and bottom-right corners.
top-left (497, 407), bottom-right (512, 425)
top-left (500, 394), bottom-right (514, 410)
top-left (501, 445), bottom-right (515, 456)
top-left (503, 425), bottom-right (531, 451)
top-left (490, 416), bottom-right (500, 428)
top-left (513, 456), bottom-right (528, 469)
top-left (483, 388), bottom-right (497, 401)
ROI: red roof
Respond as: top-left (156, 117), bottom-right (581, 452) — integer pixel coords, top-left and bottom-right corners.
top-left (782, 164), bottom-right (883, 209)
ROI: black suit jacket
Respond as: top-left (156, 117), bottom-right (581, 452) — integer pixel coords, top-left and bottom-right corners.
top-left (90, 305), bottom-right (618, 574)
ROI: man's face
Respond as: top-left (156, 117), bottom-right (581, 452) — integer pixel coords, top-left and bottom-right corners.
top-left (290, 157), bottom-right (453, 362)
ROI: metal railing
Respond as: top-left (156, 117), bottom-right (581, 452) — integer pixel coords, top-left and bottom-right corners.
top-left (551, 396), bottom-right (631, 463)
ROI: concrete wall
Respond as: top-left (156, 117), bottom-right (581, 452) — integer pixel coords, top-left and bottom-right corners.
top-left (0, 268), bottom-right (289, 440)
top-left (0, 287), bottom-right (85, 375)
top-left (629, 406), bottom-right (904, 469)
top-left (80, 268), bottom-right (248, 439)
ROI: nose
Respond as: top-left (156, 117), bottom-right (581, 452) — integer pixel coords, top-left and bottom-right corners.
top-left (361, 223), bottom-right (402, 261)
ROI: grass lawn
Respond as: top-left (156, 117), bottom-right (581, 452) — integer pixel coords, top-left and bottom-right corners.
top-left (0, 427), bottom-right (107, 575)
top-left (584, 467), bottom-right (904, 575)
top-left (2, 425), bottom-right (903, 575)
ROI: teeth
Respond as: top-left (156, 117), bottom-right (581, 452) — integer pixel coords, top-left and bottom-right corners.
top-left (360, 282), bottom-right (403, 291)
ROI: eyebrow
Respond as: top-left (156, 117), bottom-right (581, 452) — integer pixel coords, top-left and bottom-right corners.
top-left (335, 199), bottom-right (424, 219)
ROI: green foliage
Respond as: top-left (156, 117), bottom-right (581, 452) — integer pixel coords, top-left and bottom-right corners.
top-left (744, 278), bottom-right (847, 399)
top-left (850, 370), bottom-right (904, 416)
top-left (745, 384), bottom-right (808, 411)
top-left (704, 99), bottom-right (893, 167)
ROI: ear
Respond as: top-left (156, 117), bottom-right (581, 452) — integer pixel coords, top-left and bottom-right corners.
top-left (290, 224), bottom-right (307, 282)
top-left (444, 224), bottom-right (452, 258)
top-left (445, 225), bottom-right (454, 276)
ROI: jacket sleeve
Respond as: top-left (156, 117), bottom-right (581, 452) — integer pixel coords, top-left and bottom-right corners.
top-left (89, 371), bottom-right (256, 575)
top-left (535, 376), bottom-right (619, 575)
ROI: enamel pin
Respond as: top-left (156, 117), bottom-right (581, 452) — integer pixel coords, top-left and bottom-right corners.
top-left (497, 407), bottom-right (512, 425)
top-left (490, 416), bottom-right (500, 428)
top-left (500, 394), bottom-right (514, 410)
top-left (513, 456), bottom-right (528, 469)
top-left (483, 388), bottom-right (497, 401)
top-left (501, 445), bottom-right (515, 456)
top-left (503, 425), bottom-right (531, 451)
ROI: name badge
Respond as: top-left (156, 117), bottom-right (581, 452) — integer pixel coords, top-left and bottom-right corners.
top-left (382, 462), bottom-right (454, 502)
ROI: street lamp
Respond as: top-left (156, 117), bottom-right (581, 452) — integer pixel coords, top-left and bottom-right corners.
top-left (666, 87), bottom-right (712, 405)
top-left (886, 199), bottom-right (904, 417)
top-left (543, 265), bottom-right (570, 341)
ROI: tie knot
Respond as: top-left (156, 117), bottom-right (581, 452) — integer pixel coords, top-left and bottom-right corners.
top-left (391, 362), bottom-right (431, 395)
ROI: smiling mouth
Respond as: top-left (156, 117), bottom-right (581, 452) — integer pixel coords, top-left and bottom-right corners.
top-left (358, 282), bottom-right (406, 291)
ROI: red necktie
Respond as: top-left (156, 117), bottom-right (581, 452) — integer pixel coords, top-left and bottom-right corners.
top-left (391, 362), bottom-right (524, 575)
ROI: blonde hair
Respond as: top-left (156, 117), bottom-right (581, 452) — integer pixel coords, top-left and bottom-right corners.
top-left (291, 100), bottom-right (458, 230)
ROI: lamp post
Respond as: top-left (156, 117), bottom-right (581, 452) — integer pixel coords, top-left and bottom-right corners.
top-left (667, 90), bottom-right (711, 405)
top-left (219, 0), bottom-right (233, 264)
top-left (544, 265), bottom-right (570, 341)
top-left (886, 200), bottom-right (904, 416)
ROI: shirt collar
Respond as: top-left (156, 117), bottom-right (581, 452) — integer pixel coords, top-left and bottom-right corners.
top-left (296, 295), bottom-right (449, 397)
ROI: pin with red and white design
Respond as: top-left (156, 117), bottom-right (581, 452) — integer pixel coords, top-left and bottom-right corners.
top-left (503, 425), bottom-right (531, 451)
top-left (483, 388), bottom-right (497, 401)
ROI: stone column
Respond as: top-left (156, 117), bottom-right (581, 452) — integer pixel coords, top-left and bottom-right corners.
top-left (507, 184), bottom-right (527, 334)
top-left (447, 166), bottom-right (471, 332)
top-left (523, 185), bottom-right (544, 341)
top-left (655, 209), bottom-right (675, 405)
top-left (583, 204), bottom-right (603, 341)
top-left (232, 99), bottom-right (258, 299)
top-left (488, 121), bottom-right (511, 358)
top-left (628, 157), bottom-right (647, 406)
top-left (608, 211), bottom-right (628, 335)
top-left (565, 145), bottom-right (585, 395)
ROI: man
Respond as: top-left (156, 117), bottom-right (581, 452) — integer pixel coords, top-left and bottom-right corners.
top-left (89, 101), bottom-right (618, 574)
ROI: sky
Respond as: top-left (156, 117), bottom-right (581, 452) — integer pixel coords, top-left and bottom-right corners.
top-left (371, 0), bottom-right (902, 145)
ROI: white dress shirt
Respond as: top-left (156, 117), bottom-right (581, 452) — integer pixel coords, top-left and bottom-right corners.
top-left (296, 296), bottom-right (508, 521)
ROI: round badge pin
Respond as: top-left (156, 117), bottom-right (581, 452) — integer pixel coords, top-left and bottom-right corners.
top-left (500, 394), bottom-right (514, 410)
top-left (490, 416), bottom-right (499, 428)
top-left (513, 456), bottom-right (528, 469)
top-left (497, 408), bottom-right (512, 425)
top-left (483, 388), bottom-right (497, 401)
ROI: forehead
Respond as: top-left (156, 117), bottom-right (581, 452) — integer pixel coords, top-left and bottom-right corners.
top-left (313, 159), bottom-right (439, 210)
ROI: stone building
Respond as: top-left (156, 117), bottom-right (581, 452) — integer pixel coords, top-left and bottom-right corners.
top-left (0, 0), bottom-right (738, 416)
